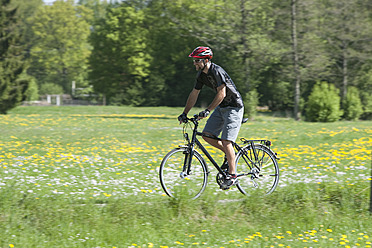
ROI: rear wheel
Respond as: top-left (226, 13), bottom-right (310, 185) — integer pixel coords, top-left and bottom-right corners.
top-left (159, 147), bottom-right (208, 199)
top-left (235, 144), bottom-right (279, 195)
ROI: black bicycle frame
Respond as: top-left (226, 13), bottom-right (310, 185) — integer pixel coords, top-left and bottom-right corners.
top-left (182, 116), bottom-right (256, 177)
top-left (182, 115), bottom-right (269, 179)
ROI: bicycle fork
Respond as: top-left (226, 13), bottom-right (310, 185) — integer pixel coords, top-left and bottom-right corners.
top-left (180, 133), bottom-right (194, 178)
top-left (179, 149), bottom-right (193, 178)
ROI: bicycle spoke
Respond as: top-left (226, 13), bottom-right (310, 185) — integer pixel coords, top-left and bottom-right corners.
top-left (236, 145), bottom-right (279, 195)
top-left (159, 148), bottom-right (208, 199)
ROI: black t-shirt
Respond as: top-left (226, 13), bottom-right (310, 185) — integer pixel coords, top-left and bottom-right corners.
top-left (194, 63), bottom-right (244, 108)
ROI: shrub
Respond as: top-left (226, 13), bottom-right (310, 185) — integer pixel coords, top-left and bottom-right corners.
top-left (354, 65), bottom-right (372, 119)
top-left (305, 82), bottom-right (343, 122)
top-left (24, 79), bottom-right (39, 101)
top-left (342, 86), bottom-right (363, 120)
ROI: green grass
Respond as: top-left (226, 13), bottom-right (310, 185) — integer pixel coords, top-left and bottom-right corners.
top-left (0, 106), bottom-right (371, 247)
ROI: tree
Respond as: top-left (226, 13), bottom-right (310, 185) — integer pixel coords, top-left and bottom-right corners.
top-left (291, 0), bottom-right (300, 120)
top-left (145, 0), bottom-right (199, 106)
top-left (84, 0), bottom-right (372, 112)
top-left (78, 0), bottom-right (108, 20)
top-left (89, 1), bottom-right (163, 106)
top-left (0, 0), bottom-right (27, 114)
top-left (28, 0), bottom-right (92, 94)
top-left (316, 0), bottom-right (372, 102)
top-left (162, 0), bottom-right (284, 108)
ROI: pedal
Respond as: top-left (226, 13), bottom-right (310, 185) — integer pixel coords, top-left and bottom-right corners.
top-left (179, 171), bottom-right (187, 178)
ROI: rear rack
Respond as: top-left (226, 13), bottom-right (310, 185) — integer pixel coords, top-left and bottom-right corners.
top-left (240, 138), bottom-right (272, 147)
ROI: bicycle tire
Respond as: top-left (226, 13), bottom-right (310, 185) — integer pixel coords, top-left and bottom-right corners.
top-left (159, 147), bottom-right (208, 199)
top-left (235, 144), bottom-right (279, 195)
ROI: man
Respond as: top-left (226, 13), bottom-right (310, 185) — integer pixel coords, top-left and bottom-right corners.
top-left (178, 46), bottom-right (244, 190)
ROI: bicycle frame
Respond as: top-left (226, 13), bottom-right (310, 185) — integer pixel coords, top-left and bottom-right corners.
top-left (182, 117), bottom-right (225, 176)
top-left (159, 114), bottom-right (280, 199)
top-left (182, 115), bottom-right (267, 178)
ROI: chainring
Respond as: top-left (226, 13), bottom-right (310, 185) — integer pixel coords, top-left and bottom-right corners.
top-left (216, 171), bottom-right (226, 187)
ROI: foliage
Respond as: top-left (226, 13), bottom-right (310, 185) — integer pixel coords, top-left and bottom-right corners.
top-left (314, 0), bottom-right (372, 100)
top-left (355, 64), bottom-right (372, 120)
top-left (4, 0), bottom-right (372, 117)
top-left (20, 74), bottom-right (39, 101)
top-left (27, 0), bottom-right (92, 93)
top-left (0, 0), bottom-right (27, 114)
top-left (342, 86), bottom-right (363, 120)
top-left (11, 0), bottom-right (42, 47)
top-left (244, 88), bottom-right (259, 119)
top-left (38, 82), bottom-right (63, 95)
top-left (305, 82), bottom-right (343, 122)
top-left (89, 2), bottom-right (153, 105)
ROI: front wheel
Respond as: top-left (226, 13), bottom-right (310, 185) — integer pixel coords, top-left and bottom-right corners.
top-left (159, 147), bottom-right (208, 199)
top-left (235, 144), bottom-right (279, 195)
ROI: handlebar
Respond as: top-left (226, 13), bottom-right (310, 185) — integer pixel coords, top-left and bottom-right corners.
top-left (181, 114), bottom-right (248, 124)
top-left (182, 114), bottom-right (201, 124)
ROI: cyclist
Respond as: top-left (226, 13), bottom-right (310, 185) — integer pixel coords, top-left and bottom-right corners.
top-left (178, 46), bottom-right (244, 190)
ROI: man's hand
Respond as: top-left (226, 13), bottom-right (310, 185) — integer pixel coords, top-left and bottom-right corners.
top-left (198, 109), bottom-right (210, 118)
top-left (178, 113), bottom-right (187, 124)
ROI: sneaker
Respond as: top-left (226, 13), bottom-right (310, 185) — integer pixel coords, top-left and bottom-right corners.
top-left (220, 174), bottom-right (238, 190)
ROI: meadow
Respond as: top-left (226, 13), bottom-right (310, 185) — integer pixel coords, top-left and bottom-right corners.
top-left (0, 105), bottom-right (371, 248)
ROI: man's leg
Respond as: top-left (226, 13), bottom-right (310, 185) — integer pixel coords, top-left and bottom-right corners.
top-left (202, 135), bottom-right (235, 174)
top-left (202, 134), bottom-right (224, 151)
top-left (222, 140), bottom-right (235, 175)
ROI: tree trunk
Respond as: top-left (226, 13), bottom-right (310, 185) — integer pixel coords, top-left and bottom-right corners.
top-left (240, 0), bottom-right (250, 91)
top-left (342, 43), bottom-right (348, 104)
top-left (291, 0), bottom-right (301, 120)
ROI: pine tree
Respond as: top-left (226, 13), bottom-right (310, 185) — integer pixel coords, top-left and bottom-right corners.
top-left (0, 0), bottom-right (26, 114)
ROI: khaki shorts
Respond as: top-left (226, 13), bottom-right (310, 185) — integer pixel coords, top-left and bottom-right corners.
top-left (202, 106), bottom-right (244, 142)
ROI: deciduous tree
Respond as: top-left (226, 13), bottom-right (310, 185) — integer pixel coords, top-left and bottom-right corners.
top-left (28, 0), bottom-right (92, 94)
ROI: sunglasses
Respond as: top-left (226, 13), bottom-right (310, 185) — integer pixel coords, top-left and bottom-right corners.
top-left (193, 58), bottom-right (204, 63)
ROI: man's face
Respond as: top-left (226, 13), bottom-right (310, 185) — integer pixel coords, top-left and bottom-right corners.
top-left (193, 58), bottom-right (205, 71)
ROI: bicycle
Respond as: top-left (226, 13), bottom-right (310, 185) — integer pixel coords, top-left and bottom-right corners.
top-left (159, 114), bottom-right (280, 199)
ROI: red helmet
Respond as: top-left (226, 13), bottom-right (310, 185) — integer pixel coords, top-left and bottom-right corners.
top-left (188, 46), bottom-right (213, 59)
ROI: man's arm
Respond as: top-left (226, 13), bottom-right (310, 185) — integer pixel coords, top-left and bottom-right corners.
top-left (207, 84), bottom-right (226, 111)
